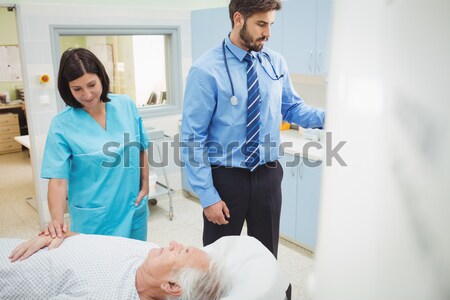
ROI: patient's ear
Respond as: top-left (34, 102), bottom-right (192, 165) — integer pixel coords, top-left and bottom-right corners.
top-left (161, 281), bottom-right (182, 297)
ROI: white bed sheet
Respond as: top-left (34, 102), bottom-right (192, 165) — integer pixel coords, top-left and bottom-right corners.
top-left (0, 235), bottom-right (156, 299)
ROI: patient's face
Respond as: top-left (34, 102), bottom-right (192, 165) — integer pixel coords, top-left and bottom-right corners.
top-left (145, 241), bottom-right (209, 280)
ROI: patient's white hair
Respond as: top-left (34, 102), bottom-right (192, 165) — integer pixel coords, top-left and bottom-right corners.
top-left (167, 255), bottom-right (231, 300)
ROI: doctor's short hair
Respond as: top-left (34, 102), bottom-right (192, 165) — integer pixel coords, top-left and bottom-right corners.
top-left (167, 256), bottom-right (231, 300)
top-left (57, 47), bottom-right (111, 108)
top-left (229, 0), bottom-right (282, 28)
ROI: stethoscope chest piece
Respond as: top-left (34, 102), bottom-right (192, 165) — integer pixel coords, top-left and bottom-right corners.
top-left (222, 38), bottom-right (283, 108)
top-left (230, 95), bottom-right (238, 106)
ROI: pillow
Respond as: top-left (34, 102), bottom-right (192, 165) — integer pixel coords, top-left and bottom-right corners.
top-left (204, 236), bottom-right (289, 300)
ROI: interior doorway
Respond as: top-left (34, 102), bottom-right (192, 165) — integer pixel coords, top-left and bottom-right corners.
top-left (0, 5), bottom-right (38, 216)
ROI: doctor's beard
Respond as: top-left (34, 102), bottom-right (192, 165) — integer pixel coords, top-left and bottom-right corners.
top-left (239, 22), bottom-right (269, 52)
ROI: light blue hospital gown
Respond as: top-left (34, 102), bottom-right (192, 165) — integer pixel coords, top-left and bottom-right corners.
top-left (41, 94), bottom-right (150, 238)
top-left (0, 235), bottom-right (159, 299)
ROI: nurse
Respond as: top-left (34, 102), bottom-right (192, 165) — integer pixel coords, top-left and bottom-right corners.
top-left (41, 48), bottom-right (150, 241)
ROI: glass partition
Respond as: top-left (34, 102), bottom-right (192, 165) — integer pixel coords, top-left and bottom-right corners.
top-left (51, 26), bottom-right (182, 118)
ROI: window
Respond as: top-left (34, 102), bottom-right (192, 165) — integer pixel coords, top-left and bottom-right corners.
top-left (51, 26), bottom-right (182, 118)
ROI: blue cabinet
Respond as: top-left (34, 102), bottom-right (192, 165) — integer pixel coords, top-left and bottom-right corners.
top-left (295, 157), bottom-right (322, 249)
top-left (190, 0), bottom-right (331, 74)
top-left (315, 0), bottom-right (332, 75)
top-left (191, 7), bottom-right (229, 62)
top-left (266, 9), bottom-right (284, 53)
top-left (282, 0), bottom-right (332, 75)
top-left (282, 0), bottom-right (316, 74)
top-left (191, 9), bottom-right (214, 63)
top-left (279, 155), bottom-right (298, 241)
top-left (279, 153), bottom-right (322, 251)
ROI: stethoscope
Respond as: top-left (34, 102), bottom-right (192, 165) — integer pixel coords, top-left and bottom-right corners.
top-left (222, 39), bottom-right (284, 106)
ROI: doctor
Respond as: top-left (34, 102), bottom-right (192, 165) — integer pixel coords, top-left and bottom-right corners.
top-left (181, 0), bottom-right (325, 257)
top-left (41, 48), bottom-right (150, 240)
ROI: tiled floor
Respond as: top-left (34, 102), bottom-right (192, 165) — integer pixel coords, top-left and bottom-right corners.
top-left (0, 150), bottom-right (314, 299)
top-left (0, 150), bottom-right (40, 239)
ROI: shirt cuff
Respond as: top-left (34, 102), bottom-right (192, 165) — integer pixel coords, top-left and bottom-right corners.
top-left (197, 186), bottom-right (222, 208)
top-left (310, 109), bottom-right (326, 129)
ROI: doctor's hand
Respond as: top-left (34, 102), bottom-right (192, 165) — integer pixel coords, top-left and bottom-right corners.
top-left (135, 185), bottom-right (149, 207)
top-left (204, 201), bottom-right (230, 225)
top-left (8, 234), bottom-right (64, 262)
top-left (42, 219), bottom-right (68, 239)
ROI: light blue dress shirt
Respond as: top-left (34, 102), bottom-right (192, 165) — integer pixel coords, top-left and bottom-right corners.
top-left (41, 94), bottom-right (150, 237)
top-left (181, 36), bottom-right (325, 208)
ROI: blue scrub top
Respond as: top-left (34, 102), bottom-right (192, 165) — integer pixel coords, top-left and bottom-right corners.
top-left (41, 94), bottom-right (150, 237)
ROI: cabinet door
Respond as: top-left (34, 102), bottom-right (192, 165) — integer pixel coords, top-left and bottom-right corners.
top-left (192, 7), bottom-right (230, 63)
top-left (211, 7), bottom-right (230, 45)
top-left (191, 9), bottom-right (214, 62)
top-left (266, 9), bottom-right (284, 53)
top-left (282, 0), bottom-right (317, 74)
top-left (279, 154), bottom-right (298, 241)
top-left (296, 158), bottom-right (323, 250)
top-left (315, 0), bottom-right (332, 75)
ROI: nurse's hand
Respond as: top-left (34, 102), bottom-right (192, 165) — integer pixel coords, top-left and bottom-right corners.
top-left (8, 234), bottom-right (64, 262)
top-left (204, 200), bottom-right (230, 225)
top-left (42, 220), bottom-right (68, 239)
top-left (135, 186), bottom-right (149, 206)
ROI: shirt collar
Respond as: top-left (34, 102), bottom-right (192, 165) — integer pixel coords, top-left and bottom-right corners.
top-left (224, 35), bottom-right (259, 62)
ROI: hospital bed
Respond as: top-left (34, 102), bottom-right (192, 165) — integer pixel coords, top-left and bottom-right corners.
top-left (1, 235), bottom-right (291, 300)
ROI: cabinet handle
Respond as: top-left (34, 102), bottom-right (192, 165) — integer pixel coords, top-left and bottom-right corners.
top-left (317, 50), bottom-right (322, 73)
top-left (308, 50), bottom-right (313, 73)
top-left (298, 161), bottom-right (304, 180)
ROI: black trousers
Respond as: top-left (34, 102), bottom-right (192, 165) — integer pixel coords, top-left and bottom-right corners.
top-left (203, 160), bottom-right (283, 257)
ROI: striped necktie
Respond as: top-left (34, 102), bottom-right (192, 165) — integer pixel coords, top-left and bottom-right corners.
top-left (243, 53), bottom-right (261, 172)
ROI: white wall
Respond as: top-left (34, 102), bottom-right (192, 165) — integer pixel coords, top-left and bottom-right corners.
top-left (15, 3), bottom-right (192, 227)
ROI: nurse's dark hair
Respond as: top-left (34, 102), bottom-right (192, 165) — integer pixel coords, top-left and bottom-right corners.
top-left (57, 48), bottom-right (110, 108)
top-left (229, 0), bottom-right (281, 28)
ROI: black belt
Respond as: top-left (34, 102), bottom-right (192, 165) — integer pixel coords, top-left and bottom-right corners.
top-left (211, 160), bottom-right (278, 171)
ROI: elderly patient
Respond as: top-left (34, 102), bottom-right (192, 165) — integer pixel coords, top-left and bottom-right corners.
top-left (1, 233), bottom-right (230, 300)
